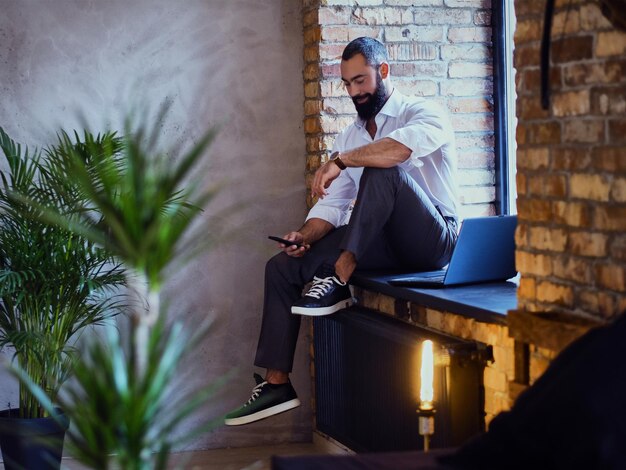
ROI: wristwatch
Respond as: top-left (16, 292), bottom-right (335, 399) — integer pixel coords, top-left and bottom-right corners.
top-left (329, 151), bottom-right (346, 170)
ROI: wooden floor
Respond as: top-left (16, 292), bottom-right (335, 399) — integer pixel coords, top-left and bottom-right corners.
top-left (1, 435), bottom-right (350, 470)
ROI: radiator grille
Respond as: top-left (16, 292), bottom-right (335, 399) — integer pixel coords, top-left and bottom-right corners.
top-left (313, 307), bottom-right (485, 452)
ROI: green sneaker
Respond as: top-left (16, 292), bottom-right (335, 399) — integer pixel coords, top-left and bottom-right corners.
top-left (224, 373), bottom-right (301, 426)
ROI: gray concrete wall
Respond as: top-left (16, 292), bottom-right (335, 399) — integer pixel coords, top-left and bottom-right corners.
top-left (0, 0), bottom-right (310, 450)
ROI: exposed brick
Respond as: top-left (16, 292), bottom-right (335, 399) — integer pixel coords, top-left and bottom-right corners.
top-left (304, 45), bottom-right (320, 63)
top-left (304, 63), bottom-right (320, 81)
top-left (570, 173), bottom-right (611, 202)
top-left (458, 185), bottom-right (495, 204)
top-left (516, 251), bottom-right (553, 276)
top-left (457, 150), bottom-right (495, 169)
top-left (347, 26), bottom-right (383, 41)
top-left (516, 172), bottom-right (527, 196)
top-left (394, 79), bottom-right (438, 96)
top-left (352, 7), bottom-right (413, 26)
top-left (474, 10), bottom-right (491, 26)
top-left (519, 67), bottom-right (561, 96)
top-left (319, 43), bottom-right (345, 61)
top-left (304, 81), bottom-right (320, 98)
top-left (385, 25), bottom-right (444, 42)
top-left (320, 79), bottom-right (347, 98)
top-left (518, 276), bottom-right (537, 301)
top-left (552, 201), bottom-right (592, 227)
top-left (563, 60), bottom-right (626, 87)
top-left (562, 119), bottom-right (604, 144)
top-left (515, 222), bottom-right (528, 247)
top-left (578, 290), bottom-right (618, 320)
top-left (322, 96), bottom-right (353, 114)
top-left (552, 36), bottom-right (594, 63)
top-left (515, 0), bottom-right (546, 17)
top-left (320, 63), bottom-right (341, 79)
top-left (318, 6), bottom-right (351, 24)
top-left (552, 90), bottom-right (590, 117)
top-left (386, 0), bottom-right (442, 4)
top-left (515, 19), bottom-right (542, 43)
top-left (611, 177), bottom-right (626, 202)
top-left (553, 256), bottom-right (592, 283)
top-left (593, 206), bottom-right (626, 232)
top-left (305, 25), bottom-right (322, 45)
top-left (484, 367), bottom-right (507, 393)
top-left (305, 99), bottom-right (323, 116)
top-left (528, 226), bottom-right (568, 252)
top-left (515, 43), bottom-right (541, 68)
top-left (451, 114), bottom-right (494, 132)
top-left (447, 97), bottom-right (493, 114)
top-left (552, 147), bottom-right (591, 171)
top-left (441, 44), bottom-right (491, 61)
top-left (459, 169), bottom-right (495, 186)
top-left (448, 26), bottom-right (492, 43)
top-left (413, 7), bottom-right (473, 25)
top-left (320, 115), bottom-right (353, 133)
top-left (304, 117), bottom-right (322, 134)
top-left (569, 231), bottom-right (608, 257)
top-left (596, 264), bottom-right (626, 292)
top-left (610, 235), bottom-right (626, 262)
top-left (524, 122), bottom-right (562, 145)
top-left (303, 9), bottom-right (319, 27)
top-left (536, 280), bottom-right (574, 307)
top-left (455, 133), bottom-right (495, 149)
top-left (517, 198), bottom-right (553, 222)
top-left (551, 9), bottom-right (580, 36)
top-left (579, 2), bottom-right (614, 30)
top-left (591, 146), bottom-right (626, 173)
top-left (517, 147), bottom-right (550, 170)
top-left (528, 174), bottom-right (567, 198)
top-left (441, 78), bottom-right (493, 96)
top-left (445, 0), bottom-right (491, 6)
top-left (390, 61), bottom-right (447, 77)
top-left (590, 85), bottom-right (626, 116)
top-left (320, 25), bottom-right (348, 42)
top-left (448, 62), bottom-right (493, 78)
top-left (596, 31), bottom-right (626, 57)
top-left (386, 43), bottom-right (437, 61)
top-left (608, 119), bottom-right (626, 144)
top-left (518, 96), bottom-right (550, 120)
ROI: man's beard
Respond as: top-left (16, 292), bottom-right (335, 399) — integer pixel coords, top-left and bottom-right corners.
top-left (352, 73), bottom-right (388, 121)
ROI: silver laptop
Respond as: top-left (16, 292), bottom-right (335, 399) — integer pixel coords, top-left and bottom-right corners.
top-left (388, 215), bottom-right (517, 288)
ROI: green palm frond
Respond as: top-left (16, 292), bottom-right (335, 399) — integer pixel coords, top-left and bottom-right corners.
top-left (0, 126), bottom-right (126, 418)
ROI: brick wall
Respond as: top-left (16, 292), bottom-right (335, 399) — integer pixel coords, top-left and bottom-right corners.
top-left (514, 0), bottom-right (626, 322)
top-left (302, 0), bottom-right (496, 218)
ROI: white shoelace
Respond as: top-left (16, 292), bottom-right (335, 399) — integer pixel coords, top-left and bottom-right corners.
top-left (305, 275), bottom-right (343, 299)
top-left (245, 381), bottom-right (267, 406)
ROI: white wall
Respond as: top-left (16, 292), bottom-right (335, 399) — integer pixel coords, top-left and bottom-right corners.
top-left (0, 0), bottom-right (311, 449)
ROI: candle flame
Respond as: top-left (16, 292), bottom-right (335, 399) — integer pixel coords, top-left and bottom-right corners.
top-left (420, 340), bottom-right (434, 409)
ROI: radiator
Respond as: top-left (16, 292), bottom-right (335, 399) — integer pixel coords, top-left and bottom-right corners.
top-left (313, 307), bottom-right (488, 452)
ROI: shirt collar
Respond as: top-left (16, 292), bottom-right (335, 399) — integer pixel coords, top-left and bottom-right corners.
top-left (354, 88), bottom-right (402, 128)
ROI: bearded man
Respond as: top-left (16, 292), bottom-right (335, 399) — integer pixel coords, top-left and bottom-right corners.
top-left (225, 36), bottom-right (459, 426)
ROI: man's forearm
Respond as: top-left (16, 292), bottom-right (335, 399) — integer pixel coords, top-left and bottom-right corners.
top-left (298, 218), bottom-right (334, 245)
top-left (340, 137), bottom-right (411, 168)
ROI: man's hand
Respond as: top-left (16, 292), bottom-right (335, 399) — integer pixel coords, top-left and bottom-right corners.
top-left (312, 160), bottom-right (341, 199)
top-left (279, 231), bottom-right (310, 258)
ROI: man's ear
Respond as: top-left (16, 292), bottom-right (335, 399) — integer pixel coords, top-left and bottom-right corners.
top-left (379, 62), bottom-right (390, 79)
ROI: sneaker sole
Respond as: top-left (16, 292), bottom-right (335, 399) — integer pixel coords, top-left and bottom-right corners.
top-left (224, 398), bottom-right (301, 426)
top-left (291, 297), bottom-right (354, 316)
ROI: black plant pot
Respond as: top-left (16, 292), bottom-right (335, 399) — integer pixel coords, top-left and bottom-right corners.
top-left (0, 408), bottom-right (69, 470)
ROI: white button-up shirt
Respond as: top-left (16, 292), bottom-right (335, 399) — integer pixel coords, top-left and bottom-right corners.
top-left (306, 90), bottom-right (459, 227)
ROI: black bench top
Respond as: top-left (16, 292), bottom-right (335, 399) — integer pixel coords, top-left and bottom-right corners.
top-left (350, 271), bottom-right (517, 325)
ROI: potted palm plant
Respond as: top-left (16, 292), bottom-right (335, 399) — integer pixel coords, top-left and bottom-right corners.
top-left (0, 128), bottom-right (126, 469)
top-left (12, 106), bottom-right (228, 469)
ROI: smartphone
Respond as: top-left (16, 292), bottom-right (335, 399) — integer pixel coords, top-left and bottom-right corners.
top-left (268, 235), bottom-right (303, 249)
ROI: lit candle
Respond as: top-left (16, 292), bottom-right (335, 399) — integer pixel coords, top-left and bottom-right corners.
top-left (420, 340), bottom-right (434, 410)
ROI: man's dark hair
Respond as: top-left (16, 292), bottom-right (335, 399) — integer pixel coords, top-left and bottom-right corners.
top-left (342, 37), bottom-right (388, 66)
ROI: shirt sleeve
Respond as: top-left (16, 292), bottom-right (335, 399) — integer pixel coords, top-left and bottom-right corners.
top-left (305, 132), bottom-right (358, 227)
top-left (385, 100), bottom-right (454, 168)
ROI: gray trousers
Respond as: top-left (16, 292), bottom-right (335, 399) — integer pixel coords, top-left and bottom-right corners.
top-left (255, 166), bottom-right (458, 373)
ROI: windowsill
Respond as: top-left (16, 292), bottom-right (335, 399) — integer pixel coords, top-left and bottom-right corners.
top-left (350, 271), bottom-right (518, 325)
